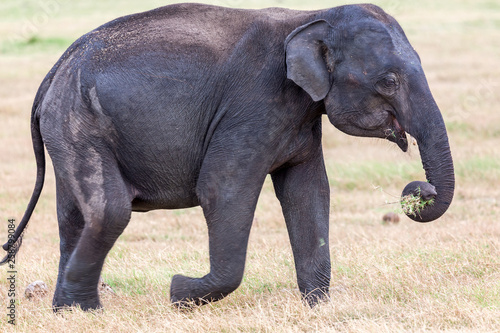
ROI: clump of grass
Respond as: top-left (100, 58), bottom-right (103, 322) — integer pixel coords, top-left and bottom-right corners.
top-left (400, 187), bottom-right (435, 217)
top-left (377, 186), bottom-right (434, 217)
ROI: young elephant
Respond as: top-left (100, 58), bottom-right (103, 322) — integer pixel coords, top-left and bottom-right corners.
top-left (2, 3), bottom-right (454, 310)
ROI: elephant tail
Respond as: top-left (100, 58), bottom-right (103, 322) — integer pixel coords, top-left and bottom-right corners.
top-left (0, 78), bottom-right (48, 265)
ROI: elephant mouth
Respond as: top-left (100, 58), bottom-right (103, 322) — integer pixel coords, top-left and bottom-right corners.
top-left (385, 115), bottom-right (408, 152)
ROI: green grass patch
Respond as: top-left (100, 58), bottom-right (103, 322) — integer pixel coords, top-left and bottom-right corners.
top-left (456, 156), bottom-right (500, 181)
top-left (446, 120), bottom-right (475, 136)
top-left (468, 283), bottom-right (500, 309)
top-left (1, 35), bottom-right (72, 55)
top-left (327, 160), bottom-right (423, 191)
top-left (103, 270), bottom-right (149, 296)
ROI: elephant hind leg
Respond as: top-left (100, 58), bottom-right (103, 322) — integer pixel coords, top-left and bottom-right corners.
top-left (54, 202), bottom-right (131, 311)
top-left (51, 149), bottom-right (132, 311)
top-left (52, 179), bottom-right (86, 309)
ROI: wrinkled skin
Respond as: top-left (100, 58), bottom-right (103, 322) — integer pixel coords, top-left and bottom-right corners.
top-left (7, 3), bottom-right (454, 311)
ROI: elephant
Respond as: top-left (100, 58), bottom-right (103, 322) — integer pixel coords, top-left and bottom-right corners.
top-left (1, 3), bottom-right (454, 311)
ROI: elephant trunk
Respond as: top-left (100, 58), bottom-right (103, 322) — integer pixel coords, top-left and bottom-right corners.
top-left (401, 83), bottom-right (455, 222)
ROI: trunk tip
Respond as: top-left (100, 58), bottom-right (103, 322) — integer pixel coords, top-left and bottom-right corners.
top-left (401, 181), bottom-right (445, 222)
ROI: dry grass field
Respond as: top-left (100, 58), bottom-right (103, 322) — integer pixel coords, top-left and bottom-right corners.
top-left (1, 0), bottom-right (499, 331)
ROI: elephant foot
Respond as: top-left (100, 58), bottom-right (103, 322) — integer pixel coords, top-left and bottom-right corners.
top-left (52, 299), bottom-right (102, 313)
top-left (170, 274), bottom-right (232, 308)
top-left (52, 284), bottom-right (102, 312)
top-left (302, 287), bottom-right (330, 307)
top-left (170, 274), bottom-right (203, 308)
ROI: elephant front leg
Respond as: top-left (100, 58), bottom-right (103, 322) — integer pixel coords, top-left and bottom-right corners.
top-left (170, 152), bottom-right (267, 307)
top-left (271, 149), bottom-right (331, 306)
top-left (169, 217), bottom-right (250, 306)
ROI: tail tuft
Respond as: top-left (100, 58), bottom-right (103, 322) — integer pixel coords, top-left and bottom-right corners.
top-left (0, 234), bottom-right (24, 265)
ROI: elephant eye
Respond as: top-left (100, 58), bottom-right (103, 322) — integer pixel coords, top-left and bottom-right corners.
top-left (383, 77), bottom-right (397, 88)
top-left (376, 74), bottom-right (399, 96)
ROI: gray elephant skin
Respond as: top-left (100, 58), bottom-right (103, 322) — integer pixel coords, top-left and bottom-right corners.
top-left (1, 3), bottom-right (455, 311)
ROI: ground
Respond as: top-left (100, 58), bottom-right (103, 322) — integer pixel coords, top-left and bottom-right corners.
top-left (0, 0), bottom-right (499, 331)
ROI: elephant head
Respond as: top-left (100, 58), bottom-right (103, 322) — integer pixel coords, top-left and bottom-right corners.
top-left (285, 4), bottom-right (454, 222)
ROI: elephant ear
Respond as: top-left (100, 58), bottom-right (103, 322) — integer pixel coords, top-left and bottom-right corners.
top-left (285, 20), bottom-right (334, 102)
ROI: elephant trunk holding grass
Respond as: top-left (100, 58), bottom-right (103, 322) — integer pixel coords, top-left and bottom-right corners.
top-left (1, 3), bottom-right (454, 310)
